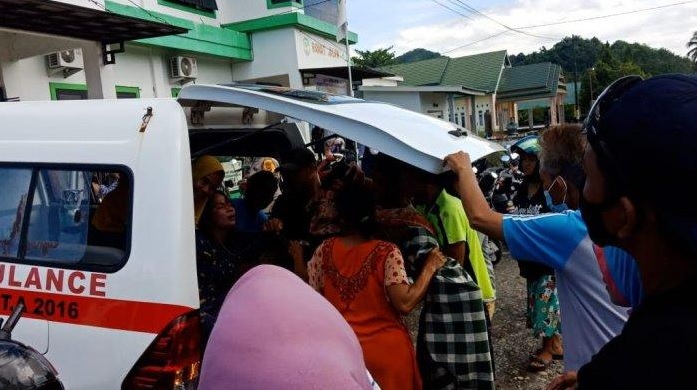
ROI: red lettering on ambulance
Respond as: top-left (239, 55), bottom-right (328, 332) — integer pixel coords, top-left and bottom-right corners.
top-left (0, 264), bottom-right (4, 284)
top-left (46, 269), bottom-right (64, 293)
top-left (24, 268), bottom-right (42, 290)
top-left (68, 272), bottom-right (85, 294)
top-left (8, 266), bottom-right (22, 288)
top-left (90, 273), bottom-right (106, 297)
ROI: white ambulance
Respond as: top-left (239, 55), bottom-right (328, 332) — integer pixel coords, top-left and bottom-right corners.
top-left (0, 84), bottom-right (502, 389)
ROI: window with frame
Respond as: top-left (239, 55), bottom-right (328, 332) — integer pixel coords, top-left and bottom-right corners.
top-left (304, 0), bottom-right (338, 24)
top-left (56, 89), bottom-right (88, 101)
top-left (49, 83), bottom-right (140, 101)
top-left (0, 166), bottom-right (131, 271)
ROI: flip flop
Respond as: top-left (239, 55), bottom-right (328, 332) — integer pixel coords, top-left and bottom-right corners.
top-left (533, 348), bottom-right (563, 361)
top-left (526, 355), bottom-right (551, 372)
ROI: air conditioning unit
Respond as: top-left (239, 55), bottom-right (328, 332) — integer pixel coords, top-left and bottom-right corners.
top-left (47, 49), bottom-right (84, 78)
top-left (170, 56), bottom-right (198, 79)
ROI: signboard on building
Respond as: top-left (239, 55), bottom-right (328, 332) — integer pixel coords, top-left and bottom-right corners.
top-left (296, 31), bottom-right (348, 69)
top-left (315, 74), bottom-right (348, 95)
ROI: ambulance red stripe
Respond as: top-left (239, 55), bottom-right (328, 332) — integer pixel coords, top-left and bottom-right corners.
top-left (0, 288), bottom-right (193, 334)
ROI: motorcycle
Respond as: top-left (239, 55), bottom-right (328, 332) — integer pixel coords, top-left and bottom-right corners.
top-left (472, 152), bottom-right (526, 266)
top-left (490, 153), bottom-right (524, 214)
top-left (0, 303), bottom-right (64, 389)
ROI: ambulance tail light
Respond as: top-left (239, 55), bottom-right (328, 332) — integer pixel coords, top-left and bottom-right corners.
top-left (122, 310), bottom-right (202, 390)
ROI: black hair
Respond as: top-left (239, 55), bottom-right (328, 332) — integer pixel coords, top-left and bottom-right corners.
top-left (517, 149), bottom-right (541, 183)
top-left (245, 170), bottom-right (278, 197)
top-left (335, 184), bottom-right (377, 239)
top-left (199, 190), bottom-right (230, 233)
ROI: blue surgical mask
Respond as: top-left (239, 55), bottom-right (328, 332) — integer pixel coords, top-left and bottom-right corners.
top-left (544, 177), bottom-right (568, 213)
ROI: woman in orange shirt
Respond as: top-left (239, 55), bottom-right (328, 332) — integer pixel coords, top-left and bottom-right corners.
top-left (308, 184), bottom-right (445, 390)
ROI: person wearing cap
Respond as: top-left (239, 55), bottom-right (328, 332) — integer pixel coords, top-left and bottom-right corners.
top-left (508, 135), bottom-right (563, 372)
top-left (192, 155), bottom-right (225, 225)
top-left (443, 123), bottom-right (641, 374)
top-left (547, 74), bottom-right (697, 389)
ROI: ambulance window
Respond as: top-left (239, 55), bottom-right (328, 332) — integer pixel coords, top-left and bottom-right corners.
top-left (24, 170), bottom-right (92, 263)
top-left (0, 165), bottom-right (131, 271)
top-left (0, 168), bottom-right (33, 258)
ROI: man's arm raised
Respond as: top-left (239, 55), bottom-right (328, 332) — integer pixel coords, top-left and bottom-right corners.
top-left (444, 151), bottom-right (505, 241)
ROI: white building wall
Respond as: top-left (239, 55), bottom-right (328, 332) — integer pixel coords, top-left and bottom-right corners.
top-left (420, 92), bottom-right (449, 120)
top-left (1, 1), bottom-right (353, 101)
top-left (361, 77), bottom-right (401, 87)
top-left (110, 48), bottom-right (233, 96)
top-left (5, 56), bottom-right (53, 101)
top-left (361, 91), bottom-right (422, 112)
top-left (474, 95), bottom-right (494, 132)
top-left (233, 29), bottom-right (301, 88)
top-left (0, 42), bottom-right (234, 101)
top-left (193, 55), bottom-right (234, 85)
top-left (113, 45), bottom-right (157, 97)
top-left (219, 0), bottom-right (296, 24)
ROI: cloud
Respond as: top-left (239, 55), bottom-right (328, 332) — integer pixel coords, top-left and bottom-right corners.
top-left (388, 0), bottom-right (697, 57)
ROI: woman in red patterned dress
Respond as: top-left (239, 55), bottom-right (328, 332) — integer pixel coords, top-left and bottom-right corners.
top-left (308, 184), bottom-right (445, 390)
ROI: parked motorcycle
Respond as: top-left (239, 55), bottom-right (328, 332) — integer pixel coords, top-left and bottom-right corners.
top-left (0, 303), bottom-right (64, 389)
top-left (489, 153), bottom-right (524, 214)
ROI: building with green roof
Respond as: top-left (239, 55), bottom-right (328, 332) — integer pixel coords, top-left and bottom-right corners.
top-left (360, 50), bottom-right (567, 136)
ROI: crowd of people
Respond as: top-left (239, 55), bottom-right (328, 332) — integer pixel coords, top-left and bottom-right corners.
top-left (190, 74), bottom-right (697, 390)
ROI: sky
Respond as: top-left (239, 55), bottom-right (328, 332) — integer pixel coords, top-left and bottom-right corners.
top-left (345, 0), bottom-right (697, 58)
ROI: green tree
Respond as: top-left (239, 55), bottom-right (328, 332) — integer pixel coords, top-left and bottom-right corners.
top-left (688, 31), bottom-right (697, 62)
top-left (578, 45), bottom-right (647, 113)
top-left (509, 36), bottom-right (603, 81)
top-left (612, 40), bottom-right (693, 74)
top-left (352, 46), bottom-right (396, 68)
top-left (510, 36), bottom-right (692, 82)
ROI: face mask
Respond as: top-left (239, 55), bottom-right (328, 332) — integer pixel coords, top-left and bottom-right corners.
top-left (544, 177), bottom-right (568, 213)
top-left (579, 194), bottom-right (616, 247)
top-left (544, 191), bottom-right (568, 212)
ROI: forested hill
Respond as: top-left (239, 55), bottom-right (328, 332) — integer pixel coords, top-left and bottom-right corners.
top-left (508, 36), bottom-right (694, 80)
top-left (395, 48), bottom-right (443, 64)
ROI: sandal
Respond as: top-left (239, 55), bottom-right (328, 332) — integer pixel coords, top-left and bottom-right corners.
top-left (526, 355), bottom-right (551, 372)
top-left (534, 348), bottom-right (563, 360)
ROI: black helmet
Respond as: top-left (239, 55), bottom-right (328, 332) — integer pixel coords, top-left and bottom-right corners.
top-left (510, 135), bottom-right (540, 156)
top-left (0, 339), bottom-right (63, 389)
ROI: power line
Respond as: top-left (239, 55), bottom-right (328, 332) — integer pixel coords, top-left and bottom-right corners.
top-left (430, 0), bottom-right (475, 21)
top-left (514, 0), bottom-right (697, 29)
top-left (448, 0), bottom-right (561, 40)
top-left (87, 0), bottom-right (108, 11)
top-left (441, 30), bottom-right (510, 54)
top-left (123, 0), bottom-right (175, 26)
top-left (431, 0), bottom-right (560, 42)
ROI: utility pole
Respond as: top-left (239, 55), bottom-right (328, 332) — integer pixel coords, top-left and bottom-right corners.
top-left (572, 38), bottom-right (579, 121)
top-left (589, 67), bottom-right (595, 109)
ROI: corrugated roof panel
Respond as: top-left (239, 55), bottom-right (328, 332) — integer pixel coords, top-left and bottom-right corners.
top-left (381, 57), bottom-right (450, 86)
top-left (440, 50), bottom-right (507, 92)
